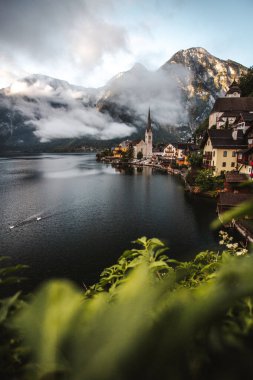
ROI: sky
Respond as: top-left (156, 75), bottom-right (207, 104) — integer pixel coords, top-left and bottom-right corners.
top-left (0, 0), bottom-right (252, 90)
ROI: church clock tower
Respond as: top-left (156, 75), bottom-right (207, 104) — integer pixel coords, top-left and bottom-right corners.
top-left (145, 108), bottom-right (153, 158)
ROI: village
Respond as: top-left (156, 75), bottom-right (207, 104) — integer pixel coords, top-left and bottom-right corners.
top-left (98, 80), bottom-right (253, 242)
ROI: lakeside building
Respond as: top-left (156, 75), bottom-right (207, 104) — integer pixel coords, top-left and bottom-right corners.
top-left (202, 129), bottom-right (248, 175)
top-left (202, 81), bottom-right (253, 176)
top-left (209, 80), bottom-right (253, 129)
top-left (112, 140), bottom-right (132, 158)
top-left (111, 110), bottom-right (153, 160)
top-left (162, 142), bottom-right (197, 167)
top-left (133, 109), bottom-right (153, 159)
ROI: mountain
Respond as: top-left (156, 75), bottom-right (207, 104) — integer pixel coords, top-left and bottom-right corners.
top-left (97, 47), bottom-right (247, 130)
top-left (160, 47), bottom-right (247, 126)
top-left (0, 75), bottom-right (100, 151)
top-left (0, 48), bottom-right (248, 151)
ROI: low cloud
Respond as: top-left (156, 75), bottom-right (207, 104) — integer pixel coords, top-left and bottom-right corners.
top-left (31, 108), bottom-right (136, 142)
top-left (4, 76), bottom-right (136, 141)
top-left (100, 62), bottom-right (190, 126)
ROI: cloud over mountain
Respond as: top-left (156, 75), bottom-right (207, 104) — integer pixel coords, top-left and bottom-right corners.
top-left (2, 75), bottom-right (136, 141)
top-left (98, 62), bottom-right (190, 126)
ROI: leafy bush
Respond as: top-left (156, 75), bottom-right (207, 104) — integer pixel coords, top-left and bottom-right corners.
top-left (188, 152), bottom-right (203, 168)
top-left (239, 66), bottom-right (253, 97)
top-left (0, 257), bottom-right (28, 380)
top-left (8, 236), bottom-right (253, 380)
top-left (195, 169), bottom-right (223, 192)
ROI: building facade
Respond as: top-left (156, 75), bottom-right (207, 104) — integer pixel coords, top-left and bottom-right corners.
top-left (133, 109), bottom-right (153, 159)
top-left (202, 129), bottom-right (247, 175)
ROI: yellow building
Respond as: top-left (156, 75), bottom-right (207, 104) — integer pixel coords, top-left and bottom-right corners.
top-left (112, 140), bottom-right (132, 158)
top-left (202, 129), bottom-right (247, 175)
top-left (112, 146), bottom-right (128, 158)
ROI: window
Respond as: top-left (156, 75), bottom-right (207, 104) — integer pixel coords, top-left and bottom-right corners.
top-left (223, 151), bottom-right (227, 157)
top-left (231, 162), bottom-right (235, 167)
top-left (249, 168), bottom-right (252, 173)
top-left (212, 161), bottom-right (214, 166)
top-left (222, 162), bottom-right (226, 167)
top-left (232, 151), bottom-right (236, 157)
top-left (213, 151), bottom-right (215, 157)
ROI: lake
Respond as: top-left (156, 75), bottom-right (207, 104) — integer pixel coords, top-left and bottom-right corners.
top-left (0, 153), bottom-right (220, 292)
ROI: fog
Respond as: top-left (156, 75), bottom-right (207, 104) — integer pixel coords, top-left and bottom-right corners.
top-left (3, 76), bottom-right (136, 141)
top-left (101, 62), bottom-right (190, 126)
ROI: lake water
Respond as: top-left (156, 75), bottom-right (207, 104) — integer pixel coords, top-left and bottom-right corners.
top-left (0, 153), bottom-right (220, 292)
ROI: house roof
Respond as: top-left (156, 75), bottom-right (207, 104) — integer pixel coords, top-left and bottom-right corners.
top-left (167, 142), bottom-right (197, 150)
top-left (225, 172), bottom-right (249, 183)
top-left (132, 139), bottom-right (141, 146)
top-left (218, 193), bottom-right (253, 206)
top-left (211, 97), bottom-right (253, 114)
top-left (237, 146), bottom-right (253, 155)
top-left (207, 129), bottom-right (247, 149)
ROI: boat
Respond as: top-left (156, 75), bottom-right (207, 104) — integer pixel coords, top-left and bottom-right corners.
top-left (36, 217), bottom-right (42, 221)
top-left (9, 225), bottom-right (14, 229)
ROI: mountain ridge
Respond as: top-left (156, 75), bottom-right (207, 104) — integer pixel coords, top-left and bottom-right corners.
top-left (0, 47), bottom-right (249, 151)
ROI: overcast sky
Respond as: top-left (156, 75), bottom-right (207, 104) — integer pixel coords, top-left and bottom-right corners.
top-left (0, 0), bottom-right (252, 89)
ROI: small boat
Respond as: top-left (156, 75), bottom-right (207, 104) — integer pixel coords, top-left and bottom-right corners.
top-left (9, 225), bottom-right (15, 229)
top-left (36, 217), bottom-right (42, 221)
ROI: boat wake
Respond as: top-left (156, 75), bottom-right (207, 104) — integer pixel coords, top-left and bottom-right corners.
top-left (8, 212), bottom-right (49, 230)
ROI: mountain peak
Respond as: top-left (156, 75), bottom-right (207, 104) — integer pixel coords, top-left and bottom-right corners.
top-left (168, 47), bottom-right (212, 64)
top-left (129, 62), bottom-right (147, 72)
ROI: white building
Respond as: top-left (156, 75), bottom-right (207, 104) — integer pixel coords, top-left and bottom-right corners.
top-left (133, 109), bottom-right (153, 159)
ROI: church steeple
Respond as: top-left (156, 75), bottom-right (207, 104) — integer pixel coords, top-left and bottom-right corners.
top-left (145, 108), bottom-right (153, 158)
top-left (147, 107), bottom-right (152, 132)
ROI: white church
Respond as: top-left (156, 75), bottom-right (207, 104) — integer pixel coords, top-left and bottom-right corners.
top-left (133, 109), bottom-right (153, 159)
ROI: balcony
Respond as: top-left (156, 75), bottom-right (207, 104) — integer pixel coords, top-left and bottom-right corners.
top-left (203, 152), bottom-right (212, 160)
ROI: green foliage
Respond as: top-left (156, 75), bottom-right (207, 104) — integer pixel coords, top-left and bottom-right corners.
top-left (137, 151), bottom-right (143, 159)
top-left (0, 257), bottom-right (28, 380)
top-left (195, 169), bottom-right (223, 192)
top-left (8, 236), bottom-right (253, 380)
top-left (188, 152), bottom-right (203, 168)
top-left (212, 198), bottom-right (253, 229)
top-left (99, 149), bottom-right (112, 159)
top-left (239, 66), bottom-right (253, 97)
top-left (125, 146), bottom-right (134, 160)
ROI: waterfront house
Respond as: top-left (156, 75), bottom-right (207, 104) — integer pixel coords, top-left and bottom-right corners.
top-left (209, 81), bottom-right (253, 129)
top-left (162, 142), bottom-right (196, 167)
top-left (112, 140), bottom-right (132, 158)
top-left (217, 192), bottom-right (253, 220)
top-left (202, 129), bottom-right (247, 175)
top-left (224, 172), bottom-right (249, 193)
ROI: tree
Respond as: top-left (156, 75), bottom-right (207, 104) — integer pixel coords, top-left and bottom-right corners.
top-left (188, 152), bottom-right (203, 168)
top-left (195, 169), bottom-right (214, 191)
top-left (239, 66), bottom-right (253, 97)
top-left (125, 146), bottom-right (134, 160)
top-left (137, 151), bottom-right (143, 160)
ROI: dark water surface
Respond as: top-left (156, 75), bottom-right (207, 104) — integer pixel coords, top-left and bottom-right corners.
top-left (0, 153), bottom-right (220, 291)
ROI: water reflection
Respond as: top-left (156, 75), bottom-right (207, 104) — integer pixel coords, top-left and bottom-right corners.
top-left (0, 154), bottom-right (220, 292)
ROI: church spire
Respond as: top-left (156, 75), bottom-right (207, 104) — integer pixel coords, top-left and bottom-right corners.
top-left (147, 108), bottom-right (152, 132)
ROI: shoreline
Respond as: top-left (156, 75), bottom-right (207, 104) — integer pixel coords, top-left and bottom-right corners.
top-left (101, 158), bottom-right (253, 244)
